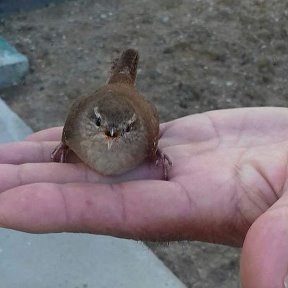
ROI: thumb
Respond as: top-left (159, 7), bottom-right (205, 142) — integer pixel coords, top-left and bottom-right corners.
top-left (240, 199), bottom-right (288, 288)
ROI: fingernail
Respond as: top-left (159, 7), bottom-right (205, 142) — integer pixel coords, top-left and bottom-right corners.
top-left (284, 274), bottom-right (288, 288)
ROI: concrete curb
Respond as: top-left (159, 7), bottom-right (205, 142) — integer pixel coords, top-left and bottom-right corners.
top-left (0, 98), bottom-right (32, 142)
top-left (0, 37), bottom-right (29, 89)
top-left (0, 0), bottom-right (65, 14)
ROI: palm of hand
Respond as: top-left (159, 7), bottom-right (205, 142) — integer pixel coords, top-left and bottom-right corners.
top-left (1, 107), bottom-right (288, 287)
top-left (0, 107), bottom-right (287, 237)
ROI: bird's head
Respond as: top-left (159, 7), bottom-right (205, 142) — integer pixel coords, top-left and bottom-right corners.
top-left (85, 95), bottom-right (140, 150)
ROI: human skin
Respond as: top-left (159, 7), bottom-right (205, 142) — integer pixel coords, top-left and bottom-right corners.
top-left (0, 107), bottom-right (288, 287)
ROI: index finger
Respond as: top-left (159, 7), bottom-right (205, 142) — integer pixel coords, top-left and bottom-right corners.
top-left (0, 180), bottom-right (194, 241)
top-left (25, 127), bottom-right (63, 141)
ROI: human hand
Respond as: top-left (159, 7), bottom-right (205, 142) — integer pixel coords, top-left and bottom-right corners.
top-left (1, 107), bottom-right (288, 287)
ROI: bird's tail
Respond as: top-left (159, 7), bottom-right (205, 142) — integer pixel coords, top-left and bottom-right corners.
top-left (108, 49), bottom-right (139, 85)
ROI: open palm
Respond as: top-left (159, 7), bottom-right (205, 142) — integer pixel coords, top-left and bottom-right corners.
top-left (1, 107), bottom-right (288, 288)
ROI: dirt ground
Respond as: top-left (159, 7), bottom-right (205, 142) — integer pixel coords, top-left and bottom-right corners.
top-left (1, 0), bottom-right (288, 287)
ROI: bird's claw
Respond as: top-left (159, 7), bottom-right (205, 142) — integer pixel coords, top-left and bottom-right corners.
top-left (156, 150), bottom-right (172, 181)
top-left (51, 142), bottom-right (69, 163)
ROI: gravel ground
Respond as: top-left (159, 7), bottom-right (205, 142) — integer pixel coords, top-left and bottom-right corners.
top-left (1, 0), bottom-right (288, 287)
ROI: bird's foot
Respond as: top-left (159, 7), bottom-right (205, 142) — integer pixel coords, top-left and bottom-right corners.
top-left (155, 150), bottom-right (172, 181)
top-left (51, 142), bottom-right (69, 163)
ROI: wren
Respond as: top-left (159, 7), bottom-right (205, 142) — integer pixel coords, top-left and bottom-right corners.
top-left (51, 49), bottom-right (171, 179)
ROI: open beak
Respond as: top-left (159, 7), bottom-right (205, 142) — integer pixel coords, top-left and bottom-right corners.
top-left (105, 127), bottom-right (118, 150)
top-left (109, 127), bottom-right (115, 137)
top-left (107, 138), bottom-right (114, 150)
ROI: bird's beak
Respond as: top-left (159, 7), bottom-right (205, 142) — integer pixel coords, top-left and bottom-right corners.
top-left (105, 127), bottom-right (118, 150)
top-left (107, 138), bottom-right (113, 150)
top-left (109, 127), bottom-right (115, 137)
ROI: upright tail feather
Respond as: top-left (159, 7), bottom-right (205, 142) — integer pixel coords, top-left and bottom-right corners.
top-left (108, 49), bottom-right (139, 85)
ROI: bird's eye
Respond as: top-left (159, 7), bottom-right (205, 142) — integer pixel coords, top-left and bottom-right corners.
top-left (124, 114), bottom-right (136, 134)
top-left (125, 123), bottom-right (133, 133)
top-left (95, 117), bottom-right (101, 127)
top-left (92, 107), bottom-right (102, 127)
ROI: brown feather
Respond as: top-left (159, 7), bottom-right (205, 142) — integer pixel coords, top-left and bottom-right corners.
top-left (108, 49), bottom-right (139, 85)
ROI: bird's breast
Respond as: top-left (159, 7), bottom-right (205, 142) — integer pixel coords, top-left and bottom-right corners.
top-left (74, 133), bottom-right (148, 176)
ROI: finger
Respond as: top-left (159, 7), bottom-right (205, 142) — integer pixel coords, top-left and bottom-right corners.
top-left (0, 181), bottom-right (194, 240)
top-left (160, 113), bottom-right (218, 146)
top-left (161, 107), bottom-right (288, 148)
top-left (0, 141), bottom-right (62, 164)
top-left (0, 162), bottom-right (162, 193)
top-left (0, 163), bottom-right (97, 192)
top-left (25, 127), bottom-right (63, 141)
top-left (207, 107), bottom-right (288, 138)
top-left (240, 200), bottom-right (288, 288)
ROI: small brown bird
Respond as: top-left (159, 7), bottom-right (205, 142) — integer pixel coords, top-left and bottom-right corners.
top-left (51, 49), bottom-right (171, 179)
